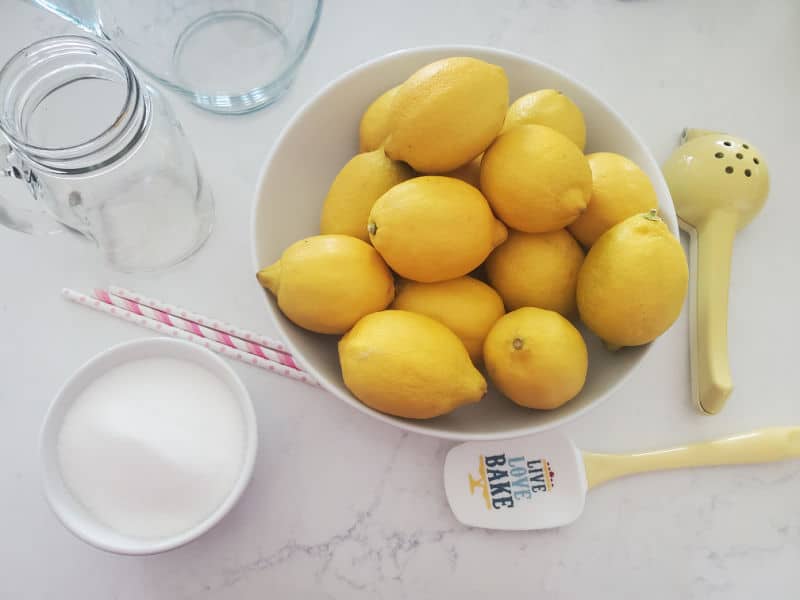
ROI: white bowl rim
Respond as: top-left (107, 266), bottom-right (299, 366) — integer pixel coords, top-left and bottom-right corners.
top-left (39, 337), bottom-right (258, 555)
top-left (251, 44), bottom-right (676, 441)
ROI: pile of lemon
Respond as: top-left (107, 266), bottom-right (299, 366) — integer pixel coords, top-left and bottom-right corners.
top-left (258, 57), bottom-right (688, 420)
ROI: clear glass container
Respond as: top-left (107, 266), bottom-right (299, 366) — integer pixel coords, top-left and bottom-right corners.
top-left (0, 35), bottom-right (214, 272)
top-left (29, 0), bottom-right (323, 114)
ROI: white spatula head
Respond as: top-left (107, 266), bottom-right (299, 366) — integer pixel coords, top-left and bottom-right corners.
top-left (444, 431), bottom-right (588, 530)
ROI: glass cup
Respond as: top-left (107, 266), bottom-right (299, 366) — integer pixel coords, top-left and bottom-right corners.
top-left (31, 0), bottom-right (323, 114)
top-left (0, 35), bottom-right (214, 272)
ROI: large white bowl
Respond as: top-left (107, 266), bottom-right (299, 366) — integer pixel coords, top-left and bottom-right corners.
top-left (252, 46), bottom-right (677, 441)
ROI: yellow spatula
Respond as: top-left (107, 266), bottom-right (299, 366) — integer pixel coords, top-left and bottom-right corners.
top-left (444, 427), bottom-right (798, 530)
top-left (663, 129), bottom-right (769, 414)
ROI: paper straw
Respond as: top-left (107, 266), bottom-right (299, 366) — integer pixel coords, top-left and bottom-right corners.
top-left (94, 289), bottom-right (303, 373)
top-left (109, 285), bottom-right (292, 355)
top-left (62, 288), bottom-right (319, 387)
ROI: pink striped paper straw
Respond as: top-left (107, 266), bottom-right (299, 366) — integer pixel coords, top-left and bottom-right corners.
top-left (109, 285), bottom-right (292, 355)
top-left (62, 288), bottom-right (319, 387)
top-left (94, 289), bottom-right (303, 373)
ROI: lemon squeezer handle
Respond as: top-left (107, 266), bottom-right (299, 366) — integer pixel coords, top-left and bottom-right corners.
top-left (583, 427), bottom-right (800, 489)
top-left (684, 210), bottom-right (739, 415)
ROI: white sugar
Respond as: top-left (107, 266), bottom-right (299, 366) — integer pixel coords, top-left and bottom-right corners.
top-left (57, 357), bottom-right (245, 539)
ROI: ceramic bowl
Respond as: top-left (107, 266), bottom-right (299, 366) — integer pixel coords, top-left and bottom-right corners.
top-left (40, 337), bottom-right (258, 554)
top-left (251, 46), bottom-right (677, 440)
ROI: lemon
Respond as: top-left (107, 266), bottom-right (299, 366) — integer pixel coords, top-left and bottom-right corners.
top-left (486, 229), bottom-right (584, 316)
top-left (384, 57), bottom-right (508, 173)
top-left (502, 89), bottom-right (586, 150)
top-left (359, 86), bottom-right (399, 152)
top-left (320, 150), bottom-right (414, 241)
top-left (339, 310), bottom-right (487, 419)
top-left (445, 155), bottom-right (482, 189)
top-left (257, 235), bottom-right (394, 334)
top-left (481, 124), bottom-right (592, 232)
top-left (577, 210), bottom-right (688, 347)
top-left (484, 307), bottom-right (588, 410)
top-left (568, 153), bottom-right (659, 247)
top-left (368, 176), bottom-right (508, 282)
top-left (392, 276), bottom-right (505, 363)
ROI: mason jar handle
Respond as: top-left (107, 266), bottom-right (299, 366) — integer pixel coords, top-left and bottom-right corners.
top-left (0, 143), bottom-right (64, 234)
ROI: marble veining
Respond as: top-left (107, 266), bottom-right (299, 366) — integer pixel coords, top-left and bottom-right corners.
top-left (2, 0), bottom-right (800, 598)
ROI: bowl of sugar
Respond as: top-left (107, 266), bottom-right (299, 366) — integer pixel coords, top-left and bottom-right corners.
top-left (40, 337), bottom-right (258, 555)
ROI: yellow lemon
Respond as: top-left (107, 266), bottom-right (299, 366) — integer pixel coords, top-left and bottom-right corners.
top-left (368, 176), bottom-right (508, 282)
top-left (257, 235), bottom-right (394, 334)
top-left (444, 155), bottom-right (482, 189)
top-left (384, 57), bottom-right (508, 173)
top-left (359, 86), bottom-right (399, 152)
top-left (502, 89), bottom-right (587, 150)
top-left (577, 210), bottom-right (689, 347)
top-left (486, 229), bottom-right (584, 316)
top-left (568, 152), bottom-right (659, 247)
top-left (392, 276), bottom-right (505, 363)
top-left (320, 149), bottom-right (414, 241)
top-left (339, 310), bottom-right (487, 419)
top-left (481, 124), bottom-right (592, 232)
top-left (483, 307), bottom-right (588, 410)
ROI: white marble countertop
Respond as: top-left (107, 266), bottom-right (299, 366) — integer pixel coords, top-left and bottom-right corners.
top-left (2, 0), bottom-right (799, 598)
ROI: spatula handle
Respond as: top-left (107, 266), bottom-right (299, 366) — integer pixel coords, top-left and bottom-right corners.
top-left (683, 210), bottom-right (738, 414)
top-left (583, 427), bottom-right (800, 489)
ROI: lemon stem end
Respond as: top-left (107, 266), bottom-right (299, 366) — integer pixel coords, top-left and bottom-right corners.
top-left (256, 261), bottom-right (281, 295)
top-left (644, 208), bottom-right (661, 222)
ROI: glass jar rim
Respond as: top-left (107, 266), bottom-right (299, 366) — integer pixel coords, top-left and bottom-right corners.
top-left (0, 35), bottom-right (138, 158)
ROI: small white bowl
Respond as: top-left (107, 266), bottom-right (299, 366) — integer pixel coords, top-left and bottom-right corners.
top-left (40, 338), bottom-right (258, 555)
top-left (252, 46), bottom-right (678, 441)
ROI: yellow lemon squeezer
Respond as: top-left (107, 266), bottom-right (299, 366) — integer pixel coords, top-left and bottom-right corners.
top-left (663, 129), bottom-right (769, 415)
